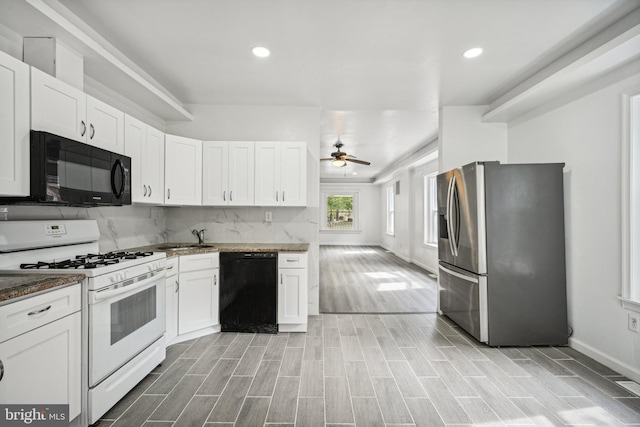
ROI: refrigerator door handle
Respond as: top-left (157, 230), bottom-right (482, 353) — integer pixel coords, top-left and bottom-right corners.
top-left (446, 176), bottom-right (456, 256)
top-left (439, 264), bottom-right (478, 283)
top-left (449, 175), bottom-right (460, 256)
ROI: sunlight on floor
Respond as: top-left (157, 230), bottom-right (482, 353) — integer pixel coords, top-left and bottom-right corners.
top-left (343, 249), bottom-right (378, 254)
top-left (365, 272), bottom-right (398, 279)
top-left (377, 281), bottom-right (425, 291)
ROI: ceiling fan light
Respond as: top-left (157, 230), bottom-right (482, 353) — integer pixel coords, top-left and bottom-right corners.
top-left (332, 159), bottom-right (347, 167)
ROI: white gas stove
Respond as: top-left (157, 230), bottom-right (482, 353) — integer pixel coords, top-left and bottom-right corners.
top-left (0, 220), bottom-right (167, 425)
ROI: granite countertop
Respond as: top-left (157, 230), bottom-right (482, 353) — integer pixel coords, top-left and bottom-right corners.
top-left (0, 273), bottom-right (86, 306)
top-left (130, 242), bottom-right (309, 257)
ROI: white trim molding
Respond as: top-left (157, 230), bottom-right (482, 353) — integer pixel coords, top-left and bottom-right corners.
top-left (621, 90), bottom-right (640, 309)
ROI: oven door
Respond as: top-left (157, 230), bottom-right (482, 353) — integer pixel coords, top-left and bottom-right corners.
top-left (88, 269), bottom-right (165, 386)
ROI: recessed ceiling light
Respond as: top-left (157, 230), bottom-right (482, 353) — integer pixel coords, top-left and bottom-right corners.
top-left (352, 172), bottom-right (358, 175)
top-left (463, 47), bottom-right (483, 58)
top-left (252, 46), bottom-right (271, 58)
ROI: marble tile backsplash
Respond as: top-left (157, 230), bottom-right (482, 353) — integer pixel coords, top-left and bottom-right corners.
top-left (165, 205), bottom-right (320, 315)
top-left (0, 204), bottom-right (320, 315)
top-left (0, 205), bottom-right (167, 252)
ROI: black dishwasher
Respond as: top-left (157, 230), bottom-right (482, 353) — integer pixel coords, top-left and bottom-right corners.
top-left (220, 252), bottom-right (278, 333)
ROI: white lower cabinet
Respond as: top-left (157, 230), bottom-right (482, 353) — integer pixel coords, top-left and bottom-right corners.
top-left (177, 253), bottom-right (219, 335)
top-left (165, 257), bottom-right (179, 344)
top-left (0, 284), bottom-right (82, 421)
top-left (278, 253), bottom-right (308, 332)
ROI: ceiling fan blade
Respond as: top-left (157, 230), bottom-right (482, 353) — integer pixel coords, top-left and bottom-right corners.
top-left (344, 154), bottom-right (358, 159)
top-left (345, 158), bottom-right (371, 165)
top-left (320, 158), bottom-right (335, 161)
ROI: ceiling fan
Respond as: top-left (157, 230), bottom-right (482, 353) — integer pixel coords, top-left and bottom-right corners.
top-left (321, 139), bottom-right (371, 167)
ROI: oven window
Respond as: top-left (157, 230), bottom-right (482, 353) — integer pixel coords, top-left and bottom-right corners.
top-left (110, 286), bottom-right (157, 345)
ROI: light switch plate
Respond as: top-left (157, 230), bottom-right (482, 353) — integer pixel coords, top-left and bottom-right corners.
top-left (265, 211), bottom-right (272, 222)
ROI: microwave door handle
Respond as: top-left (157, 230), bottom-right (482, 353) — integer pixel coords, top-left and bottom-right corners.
top-left (111, 159), bottom-right (126, 199)
top-left (92, 270), bottom-right (163, 303)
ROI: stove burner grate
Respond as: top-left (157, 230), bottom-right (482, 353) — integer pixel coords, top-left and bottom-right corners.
top-left (20, 251), bottom-right (155, 270)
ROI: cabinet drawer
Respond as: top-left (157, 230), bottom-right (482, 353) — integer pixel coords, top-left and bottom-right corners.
top-left (278, 252), bottom-right (308, 269)
top-left (166, 256), bottom-right (179, 278)
top-left (0, 283), bottom-right (81, 343)
top-left (179, 252), bottom-right (219, 272)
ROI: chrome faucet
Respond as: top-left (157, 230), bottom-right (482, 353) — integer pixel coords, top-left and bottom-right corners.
top-left (192, 228), bottom-right (206, 245)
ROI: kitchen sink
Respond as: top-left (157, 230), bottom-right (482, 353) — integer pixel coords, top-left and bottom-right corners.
top-left (156, 243), bottom-right (216, 250)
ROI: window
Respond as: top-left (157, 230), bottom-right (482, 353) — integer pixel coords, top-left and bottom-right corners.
top-left (622, 92), bottom-right (640, 310)
top-left (424, 173), bottom-right (438, 245)
top-left (323, 192), bottom-right (358, 231)
top-left (386, 186), bottom-right (394, 235)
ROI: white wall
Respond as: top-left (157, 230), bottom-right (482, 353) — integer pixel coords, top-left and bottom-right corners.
top-left (166, 104), bottom-right (322, 315)
top-left (410, 160), bottom-right (439, 273)
top-left (377, 159), bottom-right (439, 274)
top-left (319, 183), bottom-right (380, 245)
top-left (439, 106), bottom-right (508, 171)
top-left (507, 72), bottom-right (640, 382)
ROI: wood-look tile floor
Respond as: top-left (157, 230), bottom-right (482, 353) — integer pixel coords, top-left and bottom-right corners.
top-left (95, 313), bottom-right (640, 427)
top-left (319, 246), bottom-right (438, 313)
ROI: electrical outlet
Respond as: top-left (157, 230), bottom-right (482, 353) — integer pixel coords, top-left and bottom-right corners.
top-left (629, 314), bottom-right (639, 333)
top-left (265, 211), bottom-right (272, 222)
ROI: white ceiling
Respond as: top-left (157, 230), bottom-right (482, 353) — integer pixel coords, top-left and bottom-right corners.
top-left (1, 0), bottom-right (634, 180)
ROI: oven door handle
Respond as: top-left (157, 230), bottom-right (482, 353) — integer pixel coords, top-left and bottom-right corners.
top-left (92, 270), bottom-right (164, 303)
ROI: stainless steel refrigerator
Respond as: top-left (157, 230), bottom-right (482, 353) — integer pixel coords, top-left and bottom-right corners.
top-left (437, 161), bottom-right (568, 346)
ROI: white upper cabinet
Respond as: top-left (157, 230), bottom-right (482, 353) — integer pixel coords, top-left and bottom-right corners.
top-left (254, 141), bottom-right (307, 206)
top-left (124, 114), bottom-right (164, 204)
top-left (165, 134), bottom-right (202, 205)
top-left (86, 95), bottom-right (124, 154)
top-left (203, 141), bottom-right (254, 206)
top-left (0, 50), bottom-right (29, 196)
top-left (145, 125), bottom-right (165, 204)
top-left (31, 66), bottom-right (87, 143)
top-left (31, 67), bottom-right (124, 153)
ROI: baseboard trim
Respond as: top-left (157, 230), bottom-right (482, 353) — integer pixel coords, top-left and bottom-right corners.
top-left (569, 337), bottom-right (640, 383)
top-left (378, 244), bottom-right (438, 275)
top-left (411, 259), bottom-right (437, 275)
top-left (319, 242), bottom-right (382, 246)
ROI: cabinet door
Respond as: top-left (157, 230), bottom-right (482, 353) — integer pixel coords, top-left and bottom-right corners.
top-left (0, 311), bottom-right (81, 421)
top-left (202, 141), bottom-right (229, 205)
top-left (86, 95), bottom-right (124, 154)
top-left (278, 268), bottom-right (308, 324)
top-left (0, 51), bottom-right (29, 196)
top-left (228, 142), bottom-right (255, 205)
top-left (254, 142), bottom-right (281, 206)
top-left (124, 114), bottom-right (145, 202)
top-left (280, 142), bottom-right (307, 206)
top-left (145, 125), bottom-right (165, 204)
top-left (165, 276), bottom-right (179, 343)
top-left (31, 67), bottom-right (87, 142)
top-left (178, 268), bottom-right (218, 334)
top-left (165, 134), bottom-right (202, 205)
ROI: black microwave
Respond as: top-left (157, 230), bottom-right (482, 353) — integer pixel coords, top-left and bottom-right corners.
top-left (3, 131), bottom-right (132, 206)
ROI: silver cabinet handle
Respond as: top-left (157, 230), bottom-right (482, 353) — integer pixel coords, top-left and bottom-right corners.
top-left (230, 191), bottom-right (233, 202)
top-left (90, 123), bottom-right (95, 139)
top-left (223, 190), bottom-right (226, 201)
top-left (148, 186), bottom-right (152, 197)
top-left (0, 359), bottom-right (3, 382)
top-left (214, 274), bottom-right (217, 286)
top-left (286, 259), bottom-right (298, 263)
top-left (276, 191), bottom-right (278, 202)
top-left (167, 189), bottom-right (171, 199)
top-left (28, 305), bottom-right (52, 316)
top-left (280, 273), bottom-right (283, 284)
top-left (175, 280), bottom-right (179, 292)
top-left (80, 120), bottom-right (86, 136)
top-left (283, 191), bottom-right (285, 202)
top-left (143, 185), bottom-right (147, 196)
